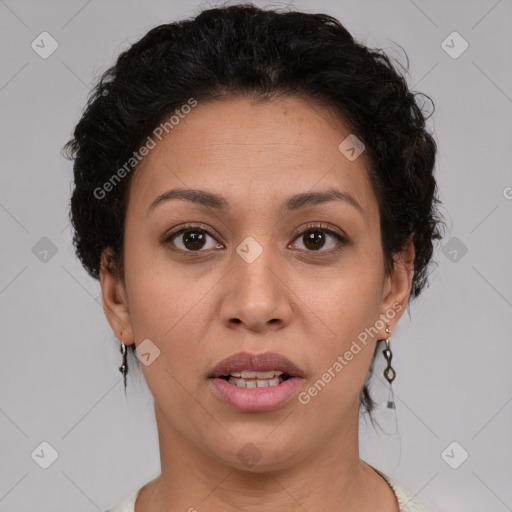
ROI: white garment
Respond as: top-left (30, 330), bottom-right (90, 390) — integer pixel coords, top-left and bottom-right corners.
top-left (105, 466), bottom-right (427, 512)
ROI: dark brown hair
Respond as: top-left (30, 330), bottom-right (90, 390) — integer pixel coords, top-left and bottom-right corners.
top-left (64, 3), bottom-right (445, 415)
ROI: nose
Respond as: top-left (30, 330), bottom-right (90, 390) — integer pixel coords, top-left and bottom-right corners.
top-left (219, 241), bottom-right (293, 333)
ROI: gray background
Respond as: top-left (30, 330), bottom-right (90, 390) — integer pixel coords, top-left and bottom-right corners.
top-left (1, 0), bottom-right (511, 510)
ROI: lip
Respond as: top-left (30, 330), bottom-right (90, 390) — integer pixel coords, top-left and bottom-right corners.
top-left (208, 351), bottom-right (305, 379)
top-left (208, 351), bottom-right (305, 413)
top-left (209, 377), bottom-right (304, 412)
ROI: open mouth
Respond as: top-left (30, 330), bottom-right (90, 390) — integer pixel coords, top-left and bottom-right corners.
top-left (208, 353), bottom-right (305, 412)
top-left (218, 370), bottom-right (293, 388)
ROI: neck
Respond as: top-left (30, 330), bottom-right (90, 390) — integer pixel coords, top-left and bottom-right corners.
top-left (135, 402), bottom-right (395, 512)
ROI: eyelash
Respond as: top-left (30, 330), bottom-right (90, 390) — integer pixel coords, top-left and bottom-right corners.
top-left (163, 222), bottom-right (347, 256)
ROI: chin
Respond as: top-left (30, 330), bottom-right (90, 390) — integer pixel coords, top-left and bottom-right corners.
top-left (211, 435), bottom-right (306, 473)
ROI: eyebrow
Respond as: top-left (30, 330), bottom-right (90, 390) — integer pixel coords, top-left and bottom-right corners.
top-left (147, 187), bottom-right (363, 216)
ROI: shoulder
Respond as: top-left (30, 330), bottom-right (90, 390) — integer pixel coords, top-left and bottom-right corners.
top-left (372, 467), bottom-right (428, 512)
top-left (104, 487), bottom-right (141, 512)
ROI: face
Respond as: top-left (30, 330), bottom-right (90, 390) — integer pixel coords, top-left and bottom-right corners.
top-left (101, 95), bottom-right (413, 472)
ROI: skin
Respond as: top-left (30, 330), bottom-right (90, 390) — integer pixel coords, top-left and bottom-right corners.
top-left (100, 95), bottom-right (414, 512)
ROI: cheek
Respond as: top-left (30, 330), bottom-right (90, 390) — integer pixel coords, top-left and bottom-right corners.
top-left (124, 237), bottom-right (198, 331)
top-left (127, 272), bottom-right (206, 348)
top-left (124, 252), bottom-right (217, 385)
top-left (302, 256), bottom-right (383, 387)
top-left (125, 270), bottom-right (207, 412)
top-left (299, 301), bottom-right (380, 415)
top-left (316, 251), bottom-right (384, 332)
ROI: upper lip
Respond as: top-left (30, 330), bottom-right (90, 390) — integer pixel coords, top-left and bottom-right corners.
top-left (209, 351), bottom-right (305, 378)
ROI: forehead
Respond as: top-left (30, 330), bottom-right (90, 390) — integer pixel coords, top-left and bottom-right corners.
top-left (127, 96), bottom-right (377, 223)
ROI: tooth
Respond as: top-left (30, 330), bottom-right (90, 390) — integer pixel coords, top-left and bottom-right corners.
top-left (236, 370), bottom-right (283, 378)
top-left (254, 378), bottom-right (281, 388)
top-left (254, 371), bottom-right (276, 379)
top-left (227, 376), bottom-right (282, 389)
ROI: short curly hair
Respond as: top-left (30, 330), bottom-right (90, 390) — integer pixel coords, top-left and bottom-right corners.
top-left (64, 3), bottom-right (444, 415)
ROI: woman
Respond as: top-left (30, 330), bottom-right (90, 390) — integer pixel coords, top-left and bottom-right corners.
top-left (64, 4), bottom-right (443, 511)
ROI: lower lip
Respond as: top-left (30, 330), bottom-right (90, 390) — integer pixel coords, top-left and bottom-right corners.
top-left (209, 377), bottom-right (304, 412)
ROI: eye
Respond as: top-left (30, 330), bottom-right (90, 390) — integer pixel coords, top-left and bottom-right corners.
top-left (289, 222), bottom-right (347, 254)
top-left (164, 224), bottom-right (223, 252)
top-left (163, 222), bottom-right (347, 254)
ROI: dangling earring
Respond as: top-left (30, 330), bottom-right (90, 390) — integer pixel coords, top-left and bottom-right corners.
top-left (119, 340), bottom-right (128, 397)
top-left (382, 323), bottom-right (396, 409)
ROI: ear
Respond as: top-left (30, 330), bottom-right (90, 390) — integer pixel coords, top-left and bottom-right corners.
top-left (379, 235), bottom-right (415, 336)
top-left (99, 248), bottom-right (134, 346)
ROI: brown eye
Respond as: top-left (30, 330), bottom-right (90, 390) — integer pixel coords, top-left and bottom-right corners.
top-left (302, 230), bottom-right (328, 250)
top-left (180, 229), bottom-right (208, 251)
top-left (289, 223), bottom-right (347, 254)
top-left (164, 222), bottom-right (346, 255)
top-left (165, 225), bottom-right (223, 252)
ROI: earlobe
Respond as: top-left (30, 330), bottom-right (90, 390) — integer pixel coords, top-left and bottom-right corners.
top-left (99, 248), bottom-right (134, 345)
